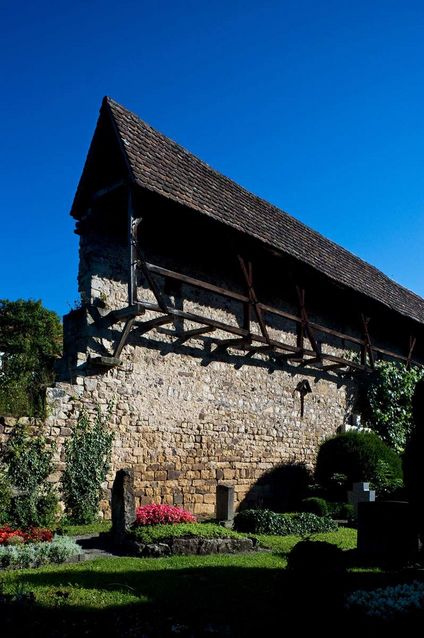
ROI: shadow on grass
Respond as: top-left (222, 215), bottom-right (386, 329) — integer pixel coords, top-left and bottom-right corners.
top-left (1, 560), bottom-right (424, 637)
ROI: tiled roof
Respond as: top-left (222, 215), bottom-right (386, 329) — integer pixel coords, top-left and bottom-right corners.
top-left (99, 97), bottom-right (424, 324)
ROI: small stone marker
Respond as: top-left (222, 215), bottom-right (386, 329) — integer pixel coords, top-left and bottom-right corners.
top-left (111, 468), bottom-right (136, 544)
top-left (348, 481), bottom-right (375, 516)
top-left (216, 484), bottom-right (234, 523)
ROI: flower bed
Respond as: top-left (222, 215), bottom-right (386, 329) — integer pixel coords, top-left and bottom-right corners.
top-left (135, 504), bottom-right (196, 526)
top-left (0, 525), bottom-right (53, 545)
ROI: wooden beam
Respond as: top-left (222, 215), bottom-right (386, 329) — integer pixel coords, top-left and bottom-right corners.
top-left (296, 286), bottom-right (321, 359)
top-left (238, 256), bottom-right (271, 345)
top-left (141, 261), bottom-right (418, 365)
top-left (322, 363), bottom-right (349, 372)
top-left (133, 315), bottom-right (174, 335)
top-left (91, 179), bottom-right (126, 202)
top-left (406, 336), bottom-right (417, 369)
top-left (146, 262), bottom-right (247, 303)
top-left (298, 356), bottom-right (322, 368)
top-left (361, 315), bottom-right (375, 369)
top-left (113, 317), bottom-right (136, 358)
top-left (89, 355), bottom-right (121, 368)
top-left (176, 326), bottom-right (216, 342)
top-left (137, 299), bottom-right (368, 370)
top-left (128, 194), bottom-right (140, 305)
top-left (213, 337), bottom-right (252, 352)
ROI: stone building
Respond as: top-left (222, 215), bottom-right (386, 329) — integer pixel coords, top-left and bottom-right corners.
top-left (47, 98), bottom-right (424, 516)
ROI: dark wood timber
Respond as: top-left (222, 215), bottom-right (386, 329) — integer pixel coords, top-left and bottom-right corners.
top-left (128, 193), bottom-right (140, 306)
top-left (98, 259), bottom-right (419, 367)
top-left (113, 317), bottom-right (136, 358)
top-left (176, 326), bottom-right (216, 342)
top-left (296, 286), bottom-right (321, 358)
top-left (133, 315), bottom-right (174, 335)
top-left (92, 179), bottom-right (126, 202)
top-left (361, 315), bottom-right (375, 369)
top-left (407, 336), bottom-right (417, 369)
top-left (89, 356), bottom-right (122, 367)
top-left (238, 256), bottom-right (271, 345)
top-left (137, 299), bottom-right (367, 370)
top-left (146, 262), bottom-right (248, 302)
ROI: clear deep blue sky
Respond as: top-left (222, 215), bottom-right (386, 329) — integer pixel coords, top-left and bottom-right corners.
top-left (1, 0), bottom-right (424, 318)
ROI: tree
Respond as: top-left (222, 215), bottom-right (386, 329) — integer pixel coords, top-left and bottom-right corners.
top-left (0, 299), bottom-right (62, 417)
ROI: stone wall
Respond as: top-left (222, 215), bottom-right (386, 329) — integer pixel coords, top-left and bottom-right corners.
top-left (23, 224), bottom-right (359, 519)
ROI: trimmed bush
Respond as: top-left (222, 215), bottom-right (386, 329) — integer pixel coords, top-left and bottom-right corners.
top-left (135, 504), bottom-right (196, 526)
top-left (287, 539), bottom-right (345, 572)
top-left (315, 431), bottom-right (403, 496)
top-left (300, 497), bottom-right (329, 517)
top-left (129, 522), bottom-right (242, 544)
top-left (233, 509), bottom-right (337, 536)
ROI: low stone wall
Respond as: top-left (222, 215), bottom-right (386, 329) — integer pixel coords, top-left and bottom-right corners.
top-left (126, 536), bottom-right (257, 557)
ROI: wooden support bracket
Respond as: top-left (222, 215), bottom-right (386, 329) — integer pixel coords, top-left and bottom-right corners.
top-left (406, 336), bottom-right (417, 369)
top-left (361, 315), bottom-right (375, 369)
top-left (238, 255), bottom-right (271, 345)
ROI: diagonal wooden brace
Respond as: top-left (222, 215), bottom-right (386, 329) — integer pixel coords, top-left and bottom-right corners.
top-left (406, 336), bottom-right (416, 369)
top-left (296, 286), bottom-right (321, 360)
top-left (238, 256), bottom-right (271, 345)
top-left (361, 315), bottom-right (375, 369)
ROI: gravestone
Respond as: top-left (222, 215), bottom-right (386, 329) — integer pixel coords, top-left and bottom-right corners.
top-left (348, 481), bottom-right (375, 516)
top-left (111, 468), bottom-right (136, 544)
top-left (216, 484), bottom-right (234, 524)
top-left (357, 501), bottom-right (419, 561)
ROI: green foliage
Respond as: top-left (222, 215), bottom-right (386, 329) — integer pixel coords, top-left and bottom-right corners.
top-left (61, 406), bottom-right (114, 524)
top-left (315, 431), bottom-right (403, 496)
top-left (0, 299), bottom-right (62, 418)
top-left (0, 535), bottom-right (81, 569)
top-left (299, 497), bottom-right (329, 517)
top-left (233, 509), bottom-right (337, 536)
top-left (364, 361), bottom-right (423, 453)
top-left (0, 466), bottom-right (12, 525)
top-left (1, 423), bottom-right (58, 528)
top-left (129, 522), bottom-right (243, 544)
top-left (327, 502), bottom-right (355, 521)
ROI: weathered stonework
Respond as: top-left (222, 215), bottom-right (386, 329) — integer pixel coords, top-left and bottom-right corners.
top-left (29, 226), bottom-right (359, 520)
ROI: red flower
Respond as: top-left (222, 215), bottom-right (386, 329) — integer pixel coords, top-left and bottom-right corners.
top-left (135, 504), bottom-right (196, 526)
top-left (0, 525), bottom-right (53, 544)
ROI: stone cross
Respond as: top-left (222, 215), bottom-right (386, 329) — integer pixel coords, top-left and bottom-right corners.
top-left (111, 468), bottom-right (136, 544)
top-left (348, 481), bottom-right (375, 516)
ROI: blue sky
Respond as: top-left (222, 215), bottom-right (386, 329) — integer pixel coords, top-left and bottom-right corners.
top-left (1, 0), bottom-right (424, 317)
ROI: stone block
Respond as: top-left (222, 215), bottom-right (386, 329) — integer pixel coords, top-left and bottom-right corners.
top-left (111, 469), bottom-right (136, 545)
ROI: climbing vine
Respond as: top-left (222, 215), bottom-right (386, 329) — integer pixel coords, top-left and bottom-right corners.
top-left (364, 361), bottom-right (424, 453)
top-left (61, 404), bottom-right (114, 524)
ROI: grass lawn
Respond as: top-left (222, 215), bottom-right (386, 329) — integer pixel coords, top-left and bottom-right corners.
top-left (0, 527), bottom-right (421, 636)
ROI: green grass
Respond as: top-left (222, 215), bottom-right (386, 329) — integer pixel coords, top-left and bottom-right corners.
top-left (254, 526), bottom-right (357, 554)
top-left (56, 521), bottom-right (112, 536)
top-left (129, 522), bottom-right (244, 543)
top-left (0, 526), bottom-right (417, 636)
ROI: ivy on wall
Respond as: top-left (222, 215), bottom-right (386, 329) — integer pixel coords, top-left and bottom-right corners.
top-left (364, 361), bottom-right (424, 453)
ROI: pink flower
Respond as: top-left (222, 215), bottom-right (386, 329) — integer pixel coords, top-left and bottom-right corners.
top-left (135, 504), bottom-right (196, 526)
